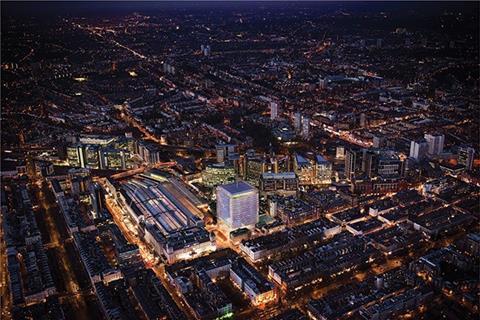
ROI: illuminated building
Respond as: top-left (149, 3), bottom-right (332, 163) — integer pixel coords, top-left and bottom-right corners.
top-left (336, 145), bottom-right (345, 159)
top-left (315, 155), bottom-right (332, 185)
top-left (294, 153), bottom-right (315, 185)
top-left (230, 258), bottom-right (276, 306)
top-left (114, 173), bottom-right (215, 263)
top-left (101, 148), bottom-right (128, 170)
top-left (240, 218), bottom-right (341, 263)
top-left (372, 134), bottom-right (385, 148)
top-left (273, 196), bottom-right (319, 226)
top-left (351, 177), bottom-right (403, 195)
top-left (67, 145), bottom-right (82, 167)
top-left (245, 156), bottom-right (268, 186)
top-left (293, 153), bottom-right (331, 185)
top-left (270, 101), bottom-right (278, 120)
top-left (458, 146), bottom-right (475, 171)
top-left (68, 168), bottom-right (92, 196)
top-left (359, 287), bottom-right (433, 320)
top-left (166, 249), bottom-right (275, 318)
top-left (301, 115), bottom-right (310, 139)
top-left (346, 149), bottom-right (403, 182)
top-left (215, 143), bottom-right (236, 163)
top-left (294, 112), bottom-right (302, 132)
top-left (409, 139), bottom-right (429, 161)
top-left (345, 148), bottom-right (362, 180)
top-left (68, 142), bottom-right (132, 170)
top-left (137, 142), bottom-right (162, 164)
top-left (259, 172), bottom-right (298, 196)
top-left (65, 135), bottom-right (133, 170)
top-left (114, 136), bottom-right (136, 154)
top-left (79, 135), bottom-right (116, 146)
top-left (268, 233), bottom-right (379, 292)
top-left (376, 152), bottom-right (403, 178)
top-left (424, 133), bottom-right (444, 155)
top-left (216, 181), bottom-right (259, 230)
top-left (84, 145), bottom-right (101, 169)
top-left (202, 163), bottom-right (236, 188)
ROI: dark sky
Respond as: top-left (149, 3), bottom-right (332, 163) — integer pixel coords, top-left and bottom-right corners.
top-left (2, 1), bottom-right (478, 18)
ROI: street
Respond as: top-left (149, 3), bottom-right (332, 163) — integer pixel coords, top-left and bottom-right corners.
top-left (29, 175), bottom-right (101, 320)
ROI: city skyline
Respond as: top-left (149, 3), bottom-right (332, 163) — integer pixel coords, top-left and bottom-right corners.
top-left (1, 1), bottom-right (479, 320)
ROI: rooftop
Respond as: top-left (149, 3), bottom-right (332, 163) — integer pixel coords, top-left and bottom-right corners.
top-left (218, 181), bottom-right (256, 195)
top-left (261, 172), bottom-right (297, 180)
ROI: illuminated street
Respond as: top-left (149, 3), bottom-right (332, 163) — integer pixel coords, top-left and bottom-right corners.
top-left (32, 180), bottom-right (101, 320)
top-left (1, 2), bottom-right (479, 320)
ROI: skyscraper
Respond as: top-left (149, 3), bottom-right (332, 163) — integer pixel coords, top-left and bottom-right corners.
top-left (361, 149), bottom-right (376, 178)
top-left (345, 149), bottom-right (358, 180)
top-left (294, 112), bottom-right (302, 132)
top-left (216, 144), bottom-right (236, 163)
top-left (336, 146), bottom-right (345, 160)
top-left (89, 183), bottom-right (105, 219)
top-left (372, 134), bottom-right (385, 149)
top-left (318, 78), bottom-right (327, 89)
top-left (424, 133), bottom-right (445, 155)
top-left (458, 146), bottom-right (475, 171)
top-left (409, 139), bottom-right (429, 161)
top-left (216, 181), bottom-right (259, 230)
top-left (301, 116), bottom-right (310, 139)
top-left (270, 101), bottom-right (278, 120)
top-left (359, 113), bottom-right (367, 128)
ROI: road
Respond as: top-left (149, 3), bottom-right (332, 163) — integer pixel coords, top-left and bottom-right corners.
top-left (33, 181), bottom-right (94, 319)
top-left (0, 197), bottom-right (12, 320)
top-left (0, 158), bottom-right (99, 320)
top-left (29, 168), bottom-right (99, 320)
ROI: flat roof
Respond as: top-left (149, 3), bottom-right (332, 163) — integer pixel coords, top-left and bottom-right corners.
top-left (218, 181), bottom-right (256, 195)
top-left (294, 153), bottom-right (309, 165)
top-left (316, 155), bottom-right (329, 164)
top-left (121, 176), bottom-right (202, 235)
top-left (261, 172), bottom-right (296, 180)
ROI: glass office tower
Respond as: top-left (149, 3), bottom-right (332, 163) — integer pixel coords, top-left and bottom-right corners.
top-left (216, 181), bottom-right (259, 230)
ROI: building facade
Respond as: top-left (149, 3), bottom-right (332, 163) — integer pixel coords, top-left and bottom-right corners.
top-left (424, 133), bottom-right (445, 155)
top-left (409, 139), bottom-right (429, 161)
top-left (216, 181), bottom-right (259, 230)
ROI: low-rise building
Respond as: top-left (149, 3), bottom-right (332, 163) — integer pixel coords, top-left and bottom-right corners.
top-left (259, 172), bottom-right (298, 196)
top-left (202, 162), bottom-right (236, 188)
top-left (269, 233), bottom-right (381, 292)
top-left (240, 218), bottom-right (341, 262)
top-left (271, 196), bottom-right (319, 226)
